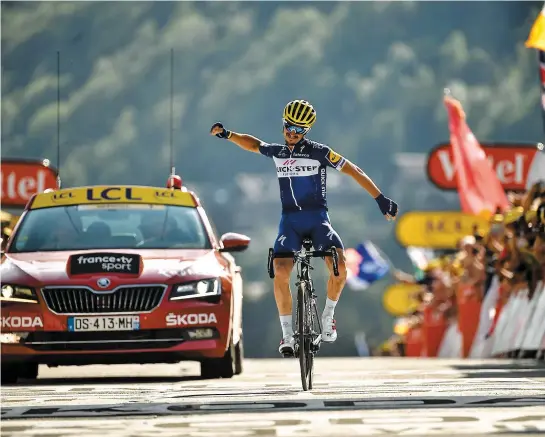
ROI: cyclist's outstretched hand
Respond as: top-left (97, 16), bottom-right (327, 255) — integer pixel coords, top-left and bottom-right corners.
top-left (375, 194), bottom-right (398, 221)
top-left (210, 122), bottom-right (231, 139)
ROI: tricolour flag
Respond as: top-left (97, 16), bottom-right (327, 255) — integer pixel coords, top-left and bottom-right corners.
top-left (346, 241), bottom-right (390, 291)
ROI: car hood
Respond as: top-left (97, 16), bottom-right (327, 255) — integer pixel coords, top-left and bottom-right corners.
top-left (1, 249), bottom-right (224, 285)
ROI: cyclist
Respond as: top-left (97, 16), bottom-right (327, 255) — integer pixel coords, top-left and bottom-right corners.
top-left (210, 99), bottom-right (398, 356)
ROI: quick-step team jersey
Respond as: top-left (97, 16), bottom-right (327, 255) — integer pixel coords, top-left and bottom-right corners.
top-left (259, 138), bottom-right (346, 212)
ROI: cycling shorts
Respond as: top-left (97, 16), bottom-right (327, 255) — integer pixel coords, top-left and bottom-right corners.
top-left (273, 209), bottom-right (344, 253)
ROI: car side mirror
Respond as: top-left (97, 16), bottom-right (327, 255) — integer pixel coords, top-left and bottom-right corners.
top-left (219, 232), bottom-right (251, 253)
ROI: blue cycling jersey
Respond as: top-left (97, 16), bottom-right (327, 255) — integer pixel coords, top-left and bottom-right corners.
top-left (259, 138), bottom-right (346, 212)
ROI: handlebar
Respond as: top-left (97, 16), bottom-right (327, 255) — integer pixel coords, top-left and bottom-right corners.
top-left (267, 247), bottom-right (339, 279)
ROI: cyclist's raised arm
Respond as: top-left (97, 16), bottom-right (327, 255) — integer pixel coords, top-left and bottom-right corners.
top-left (316, 145), bottom-right (380, 197)
top-left (210, 122), bottom-right (262, 154)
top-left (340, 159), bottom-right (381, 198)
top-left (341, 159), bottom-right (399, 220)
top-left (316, 143), bottom-right (398, 220)
top-left (230, 132), bottom-right (263, 154)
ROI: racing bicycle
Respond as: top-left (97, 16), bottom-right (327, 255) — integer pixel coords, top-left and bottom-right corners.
top-left (267, 238), bottom-right (339, 391)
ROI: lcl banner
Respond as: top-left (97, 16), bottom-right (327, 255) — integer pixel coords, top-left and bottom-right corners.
top-left (427, 143), bottom-right (544, 191)
top-left (395, 211), bottom-right (490, 249)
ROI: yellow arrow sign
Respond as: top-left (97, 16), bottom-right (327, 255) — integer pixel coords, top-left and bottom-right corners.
top-left (383, 283), bottom-right (422, 317)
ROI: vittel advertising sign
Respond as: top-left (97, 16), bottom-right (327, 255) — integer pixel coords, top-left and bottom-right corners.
top-left (1, 159), bottom-right (57, 207)
top-left (426, 143), bottom-right (544, 191)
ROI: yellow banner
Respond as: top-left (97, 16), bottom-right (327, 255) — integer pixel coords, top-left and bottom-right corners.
top-left (526, 4), bottom-right (545, 51)
top-left (383, 283), bottom-right (422, 317)
top-left (30, 186), bottom-right (197, 209)
top-left (395, 211), bottom-right (490, 249)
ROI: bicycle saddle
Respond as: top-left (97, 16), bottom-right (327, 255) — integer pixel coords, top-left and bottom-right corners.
top-left (302, 238), bottom-right (313, 251)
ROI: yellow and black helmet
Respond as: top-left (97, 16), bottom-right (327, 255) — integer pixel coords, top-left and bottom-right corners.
top-left (283, 99), bottom-right (317, 128)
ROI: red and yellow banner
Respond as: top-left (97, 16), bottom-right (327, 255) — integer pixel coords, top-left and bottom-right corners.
top-left (427, 143), bottom-right (542, 192)
top-left (1, 159), bottom-right (57, 207)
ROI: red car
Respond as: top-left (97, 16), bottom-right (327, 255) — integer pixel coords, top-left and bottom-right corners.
top-left (0, 184), bottom-right (250, 383)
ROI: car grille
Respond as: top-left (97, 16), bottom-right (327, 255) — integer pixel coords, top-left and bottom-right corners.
top-left (41, 286), bottom-right (166, 314)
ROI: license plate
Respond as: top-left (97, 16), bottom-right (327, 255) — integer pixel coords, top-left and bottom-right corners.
top-left (68, 316), bottom-right (140, 332)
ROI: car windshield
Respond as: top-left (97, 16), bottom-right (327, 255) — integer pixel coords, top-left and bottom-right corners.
top-left (9, 204), bottom-right (212, 252)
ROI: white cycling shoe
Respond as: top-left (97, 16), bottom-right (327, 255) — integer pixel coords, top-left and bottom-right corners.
top-left (278, 334), bottom-right (295, 356)
top-left (322, 316), bottom-right (338, 343)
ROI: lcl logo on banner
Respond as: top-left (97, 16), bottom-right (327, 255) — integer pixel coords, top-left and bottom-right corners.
top-left (395, 211), bottom-right (490, 249)
top-left (426, 143), bottom-right (544, 192)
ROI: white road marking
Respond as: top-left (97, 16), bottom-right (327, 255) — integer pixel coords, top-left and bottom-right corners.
top-left (1, 358), bottom-right (544, 436)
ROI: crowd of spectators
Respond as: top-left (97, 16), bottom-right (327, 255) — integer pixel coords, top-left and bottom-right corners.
top-left (377, 182), bottom-right (545, 358)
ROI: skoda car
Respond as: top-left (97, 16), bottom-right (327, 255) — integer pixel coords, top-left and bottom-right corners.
top-left (0, 184), bottom-right (250, 383)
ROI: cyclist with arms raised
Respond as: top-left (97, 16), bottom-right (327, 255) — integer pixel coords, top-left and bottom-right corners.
top-left (210, 100), bottom-right (398, 356)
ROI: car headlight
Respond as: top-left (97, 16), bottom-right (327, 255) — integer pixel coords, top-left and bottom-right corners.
top-left (1, 284), bottom-right (39, 303)
top-left (170, 279), bottom-right (220, 301)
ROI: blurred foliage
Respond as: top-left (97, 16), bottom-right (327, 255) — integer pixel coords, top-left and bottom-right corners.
top-left (1, 1), bottom-right (543, 357)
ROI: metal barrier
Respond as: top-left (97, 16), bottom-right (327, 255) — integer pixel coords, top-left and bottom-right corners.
top-left (434, 278), bottom-right (544, 360)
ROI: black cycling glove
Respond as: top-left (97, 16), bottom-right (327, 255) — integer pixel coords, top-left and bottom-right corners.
top-left (375, 193), bottom-right (398, 217)
top-left (211, 122), bottom-right (232, 139)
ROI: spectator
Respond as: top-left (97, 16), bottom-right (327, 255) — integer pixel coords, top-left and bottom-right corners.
top-left (382, 181), bottom-right (545, 357)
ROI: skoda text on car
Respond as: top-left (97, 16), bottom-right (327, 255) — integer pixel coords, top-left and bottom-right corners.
top-left (0, 184), bottom-right (250, 383)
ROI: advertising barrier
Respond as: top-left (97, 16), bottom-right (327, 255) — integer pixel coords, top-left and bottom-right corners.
top-left (433, 279), bottom-right (545, 360)
top-left (1, 159), bottom-right (57, 208)
top-left (422, 304), bottom-right (449, 357)
top-left (426, 143), bottom-right (544, 191)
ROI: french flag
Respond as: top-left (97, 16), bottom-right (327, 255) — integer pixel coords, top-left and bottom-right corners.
top-left (345, 241), bottom-right (390, 291)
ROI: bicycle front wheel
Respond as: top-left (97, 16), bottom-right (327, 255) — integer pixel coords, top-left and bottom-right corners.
top-left (307, 298), bottom-right (321, 390)
top-left (297, 282), bottom-right (311, 391)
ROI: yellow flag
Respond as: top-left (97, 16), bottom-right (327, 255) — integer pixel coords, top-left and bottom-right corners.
top-left (526, 4), bottom-right (545, 51)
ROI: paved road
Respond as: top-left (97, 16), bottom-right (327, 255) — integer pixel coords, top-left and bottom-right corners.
top-left (2, 358), bottom-right (545, 436)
